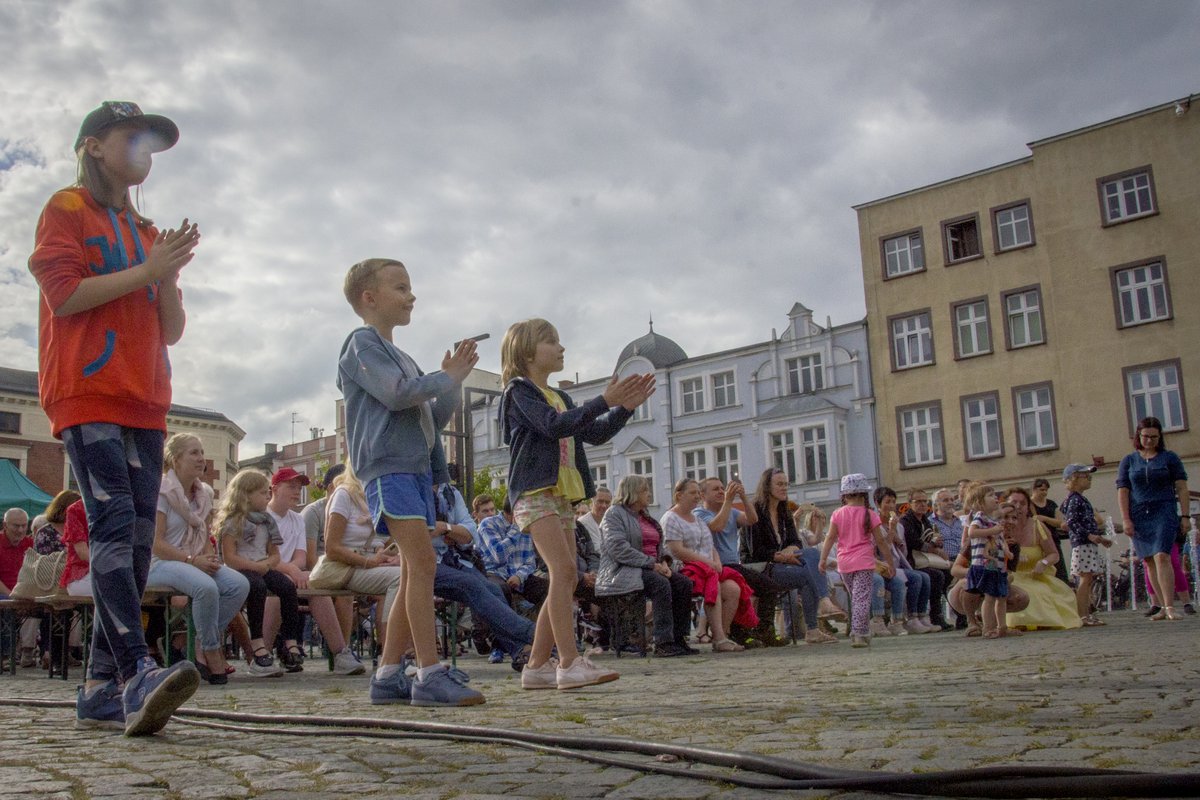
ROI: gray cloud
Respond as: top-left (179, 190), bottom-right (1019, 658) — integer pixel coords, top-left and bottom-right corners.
top-left (1, 0), bottom-right (1196, 454)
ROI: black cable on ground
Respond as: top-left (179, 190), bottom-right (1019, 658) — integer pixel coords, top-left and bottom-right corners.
top-left (3, 698), bottom-right (1197, 798)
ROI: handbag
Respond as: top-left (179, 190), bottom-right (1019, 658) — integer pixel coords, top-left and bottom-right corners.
top-left (9, 548), bottom-right (68, 599)
top-left (308, 555), bottom-right (354, 590)
top-left (912, 550), bottom-right (952, 571)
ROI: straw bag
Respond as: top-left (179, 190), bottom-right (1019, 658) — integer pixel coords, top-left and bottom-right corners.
top-left (9, 548), bottom-right (68, 599)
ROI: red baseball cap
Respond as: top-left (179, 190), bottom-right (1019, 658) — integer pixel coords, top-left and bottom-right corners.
top-left (271, 467), bottom-right (310, 487)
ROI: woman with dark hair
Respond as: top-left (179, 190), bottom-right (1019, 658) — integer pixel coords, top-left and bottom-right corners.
top-left (1003, 487), bottom-right (1080, 630)
top-left (1029, 478), bottom-right (1068, 583)
top-left (1117, 417), bottom-right (1191, 621)
top-left (744, 468), bottom-right (839, 644)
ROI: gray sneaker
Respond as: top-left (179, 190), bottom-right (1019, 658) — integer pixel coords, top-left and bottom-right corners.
top-left (333, 650), bottom-right (366, 676)
top-left (410, 667), bottom-right (485, 707)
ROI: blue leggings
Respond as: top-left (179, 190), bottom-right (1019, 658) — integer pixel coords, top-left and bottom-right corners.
top-left (63, 424), bottom-right (163, 683)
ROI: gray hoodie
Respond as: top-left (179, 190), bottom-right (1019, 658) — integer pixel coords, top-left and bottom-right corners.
top-left (337, 326), bottom-right (459, 484)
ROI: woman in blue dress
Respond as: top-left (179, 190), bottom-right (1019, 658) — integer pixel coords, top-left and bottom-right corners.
top-left (1116, 416), bottom-right (1192, 621)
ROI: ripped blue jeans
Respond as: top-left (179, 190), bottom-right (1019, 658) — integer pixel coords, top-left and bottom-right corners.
top-left (63, 423), bottom-right (163, 683)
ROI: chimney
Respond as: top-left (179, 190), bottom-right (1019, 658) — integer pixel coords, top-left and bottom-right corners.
top-left (265, 443), bottom-right (278, 455)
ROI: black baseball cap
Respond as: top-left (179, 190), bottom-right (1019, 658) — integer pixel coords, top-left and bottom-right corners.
top-left (75, 101), bottom-right (179, 152)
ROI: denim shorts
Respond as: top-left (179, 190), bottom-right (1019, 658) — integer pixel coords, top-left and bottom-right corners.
top-left (366, 471), bottom-right (436, 534)
top-left (514, 491), bottom-right (574, 534)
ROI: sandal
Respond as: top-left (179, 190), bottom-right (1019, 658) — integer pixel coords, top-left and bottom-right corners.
top-left (712, 639), bottom-right (744, 652)
top-left (1004, 627), bottom-right (1024, 637)
top-left (1081, 616), bottom-right (1105, 627)
top-left (965, 626), bottom-right (982, 638)
top-left (983, 630), bottom-right (1001, 639)
top-left (696, 633), bottom-right (713, 645)
top-left (1164, 607), bottom-right (1183, 621)
top-left (282, 644), bottom-right (305, 673)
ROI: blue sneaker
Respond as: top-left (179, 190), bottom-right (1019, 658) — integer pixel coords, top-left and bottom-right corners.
top-left (488, 648), bottom-right (504, 664)
top-left (123, 657), bottom-right (200, 736)
top-left (411, 666), bottom-right (485, 707)
top-left (369, 668), bottom-right (411, 705)
top-left (446, 665), bottom-right (470, 684)
top-left (75, 680), bottom-right (125, 730)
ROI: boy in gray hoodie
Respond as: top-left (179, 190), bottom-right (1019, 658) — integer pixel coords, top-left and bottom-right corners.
top-left (337, 257), bottom-right (482, 707)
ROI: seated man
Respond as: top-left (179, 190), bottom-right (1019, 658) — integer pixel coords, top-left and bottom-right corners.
top-left (429, 455), bottom-right (534, 669)
top-left (475, 500), bottom-right (549, 615)
top-left (471, 494), bottom-right (497, 526)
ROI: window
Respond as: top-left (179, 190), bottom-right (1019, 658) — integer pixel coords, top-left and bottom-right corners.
top-left (1098, 167), bottom-right (1157, 225)
top-left (952, 298), bottom-right (991, 359)
top-left (785, 353), bottom-right (824, 394)
top-left (679, 377), bottom-right (704, 414)
top-left (897, 402), bottom-right (944, 468)
top-left (942, 214), bottom-right (981, 264)
top-left (1124, 360), bottom-right (1186, 432)
top-left (1111, 259), bottom-right (1171, 328)
top-left (631, 399), bottom-right (651, 422)
top-left (0, 411), bottom-right (18, 434)
top-left (769, 431), bottom-right (797, 480)
top-left (881, 229), bottom-right (925, 278)
top-left (1012, 382), bottom-right (1058, 453)
top-left (961, 392), bottom-right (1003, 460)
top-left (712, 371), bottom-right (737, 408)
top-left (889, 310), bottom-right (934, 370)
top-left (800, 425), bottom-right (829, 482)
top-left (1002, 287), bottom-right (1045, 349)
top-left (713, 443), bottom-right (740, 484)
top-left (590, 463), bottom-right (608, 487)
top-left (630, 456), bottom-right (655, 504)
top-left (681, 449), bottom-right (708, 481)
top-left (992, 201), bottom-right (1034, 251)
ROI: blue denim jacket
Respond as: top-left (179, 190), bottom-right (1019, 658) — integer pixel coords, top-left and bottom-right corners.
top-left (500, 377), bottom-right (632, 508)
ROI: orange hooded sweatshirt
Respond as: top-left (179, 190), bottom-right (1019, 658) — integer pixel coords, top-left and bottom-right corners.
top-left (28, 187), bottom-right (173, 437)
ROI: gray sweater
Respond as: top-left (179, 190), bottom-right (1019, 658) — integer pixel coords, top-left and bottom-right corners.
top-left (337, 326), bottom-right (460, 484)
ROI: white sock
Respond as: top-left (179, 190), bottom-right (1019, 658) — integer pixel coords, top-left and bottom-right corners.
top-left (417, 664), bottom-right (443, 682)
top-left (376, 664), bottom-right (400, 680)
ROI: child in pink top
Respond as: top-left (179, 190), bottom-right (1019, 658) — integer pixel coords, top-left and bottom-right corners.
top-left (819, 474), bottom-right (894, 647)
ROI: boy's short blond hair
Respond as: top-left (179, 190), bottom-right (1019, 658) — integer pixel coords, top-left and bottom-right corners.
top-left (344, 258), bottom-right (404, 314)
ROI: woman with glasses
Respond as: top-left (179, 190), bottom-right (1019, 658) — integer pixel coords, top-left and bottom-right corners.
top-left (1117, 417), bottom-right (1192, 620)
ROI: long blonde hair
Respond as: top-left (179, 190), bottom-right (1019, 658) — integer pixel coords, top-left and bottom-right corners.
top-left (500, 318), bottom-right (557, 385)
top-left (329, 461), bottom-right (367, 513)
top-left (213, 469), bottom-right (269, 538)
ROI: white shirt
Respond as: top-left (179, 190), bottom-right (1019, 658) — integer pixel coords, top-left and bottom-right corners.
top-left (326, 487), bottom-right (375, 551)
top-left (269, 507), bottom-right (308, 566)
top-left (578, 513), bottom-right (603, 553)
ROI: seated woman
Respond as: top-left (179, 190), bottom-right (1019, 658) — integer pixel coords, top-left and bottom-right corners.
top-left (148, 434), bottom-right (250, 684)
top-left (595, 475), bottom-right (697, 657)
top-left (745, 469), bottom-right (839, 644)
top-left (1003, 487), bottom-right (1081, 631)
top-left (309, 463), bottom-right (403, 648)
top-left (874, 487), bottom-right (938, 634)
top-left (664, 478), bottom-right (758, 652)
top-left (59, 499), bottom-right (91, 597)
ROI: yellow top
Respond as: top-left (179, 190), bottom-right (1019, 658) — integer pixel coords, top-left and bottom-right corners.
top-left (534, 386), bottom-right (586, 502)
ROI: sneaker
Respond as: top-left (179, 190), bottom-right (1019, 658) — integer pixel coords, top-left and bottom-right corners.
top-left (817, 597), bottom-right (848, 621)
top-left (886, 621), bottom-right (908, 636)
top-left (556, 655), bottom-right (619, 690)
top-left (76, 680), bottom-right (125, 730)
top-left (488, 648), bottom-right (505, 664)
top-left (869, 618), bottom-right (891, 637)
top-left (653, 642), bottom-right (687, 657)
top-left (369, 669), bottom-right (411, 704)
top-left (851, 635), bottom-right (870, 648)
top-left (247, 652), bottom-right (283, 678)
top-left (446, 665), bottom-right (471, 683)
top-left (333, 649), bottom-right (366, 676)
top-left (1185, 604), bottom-right (1197, 616)
top-left (411, 667), bottom-right (485, 707)
top-left (280, 647), bottom-right (304, 674)
top-left (123, 657), bottom-right (200, 736)
top-left (804, 629), bottom-right (838, 645)
top-left (674, 640), bottom-right (701, 656)
top-left (904, 618), bottom-right (928, 635)
top-left (521, 659), bottom-right (559, 690)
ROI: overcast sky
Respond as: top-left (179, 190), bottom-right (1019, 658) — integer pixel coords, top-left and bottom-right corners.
top-left (1, 1), bottom-right (1197, 456)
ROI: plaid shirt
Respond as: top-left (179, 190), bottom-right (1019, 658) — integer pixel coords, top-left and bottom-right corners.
top-left (475, 513), bottom-right (538, 586)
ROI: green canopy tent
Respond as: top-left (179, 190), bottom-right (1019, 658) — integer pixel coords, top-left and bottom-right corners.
top-left (0, 460), bottom-right (55, 518)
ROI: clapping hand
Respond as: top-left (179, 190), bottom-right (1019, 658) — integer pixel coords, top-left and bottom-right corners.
top-left (603, 373), bottom-right (656, 410)
top-left (442, 338), bottom-right (479, 381)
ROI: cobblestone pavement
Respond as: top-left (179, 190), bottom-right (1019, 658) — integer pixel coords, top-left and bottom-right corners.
top-left (0, 610), bottom-right (1196, 799)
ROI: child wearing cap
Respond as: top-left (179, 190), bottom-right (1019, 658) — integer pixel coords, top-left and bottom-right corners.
top-left (28, 101), bottom-right (201, 735)
top-left (819, 474), bottom-right (895, 648)
top-left (337, 258), bottom-right (483, 707)
top-left (1061, 464), bottom-right (1111, 626)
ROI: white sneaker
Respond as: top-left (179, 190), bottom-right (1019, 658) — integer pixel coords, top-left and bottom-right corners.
top-left (246, 658), bottom-right (283, 678)
top-left (903, 618), bottom-right (927, 635)
top-left (868, 618), bottom-right (891, 637)
top-left (556, 656), bottom-right (619, 690)
top-left (333, 649), bottom-right (366, 676)
top-left (919, 616), bottom-right (941, 633)
top-left (521, 659), bottom-right (558, 690)
top-left (886, 621), bottom-right (908, 636)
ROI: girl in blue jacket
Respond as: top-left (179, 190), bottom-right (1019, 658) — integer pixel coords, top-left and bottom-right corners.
top-left (500, 318), bottom-right (654, 690)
